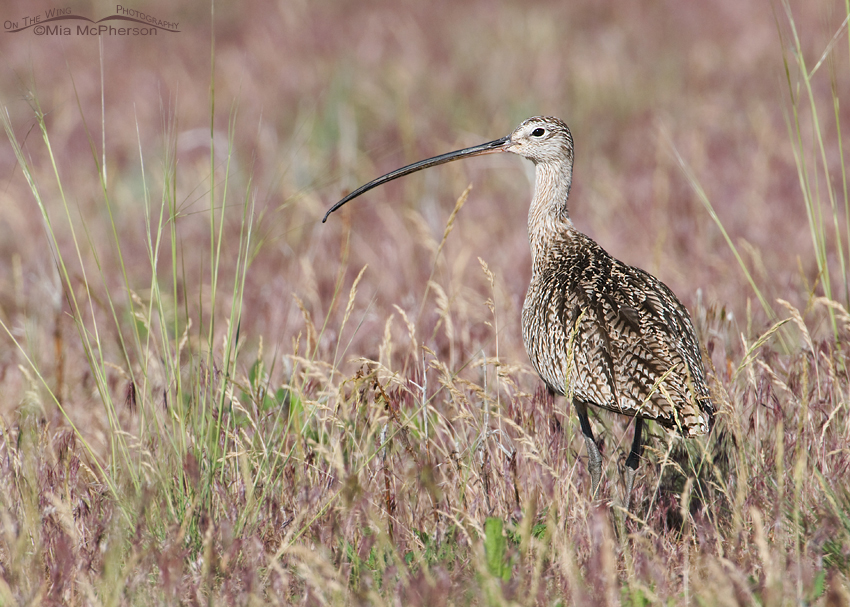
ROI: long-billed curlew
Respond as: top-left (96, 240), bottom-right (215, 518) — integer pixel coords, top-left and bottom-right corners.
top-left (323, 116), bottom-right (714, 507)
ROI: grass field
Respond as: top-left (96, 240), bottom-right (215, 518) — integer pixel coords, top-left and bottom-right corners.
top-left (1, 0), bottom-right (849, 604)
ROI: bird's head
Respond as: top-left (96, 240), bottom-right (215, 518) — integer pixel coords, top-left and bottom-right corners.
top-left (504, 116), bottom-right (574, 167)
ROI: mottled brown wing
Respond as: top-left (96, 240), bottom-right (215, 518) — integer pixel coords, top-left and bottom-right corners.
top-left (561, 238), bottom-right (713, 436)
top-left (614, 264), bottom-right (713, 434)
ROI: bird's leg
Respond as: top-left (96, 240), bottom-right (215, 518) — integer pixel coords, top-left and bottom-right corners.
top-left (624, 416), bottom-right (644, 511)
top-left (574, 400), bottom-right (602, 500)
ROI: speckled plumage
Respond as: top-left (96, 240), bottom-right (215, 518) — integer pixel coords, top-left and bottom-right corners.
top-left (523, 222), bottom-right (713, 435)
top-left (514, 117), bottom-right (713, 438)
top-left (324, 115), bottom-right (715, 504)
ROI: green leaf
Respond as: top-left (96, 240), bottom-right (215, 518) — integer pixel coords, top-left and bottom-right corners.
top-left (485, 517), bottom-right (510, 580)
top-left (811, 570), bottom-right (825, 600)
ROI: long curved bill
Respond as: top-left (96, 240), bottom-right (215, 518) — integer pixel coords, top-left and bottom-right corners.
top-left (322, 135), bottom-right (511, 222)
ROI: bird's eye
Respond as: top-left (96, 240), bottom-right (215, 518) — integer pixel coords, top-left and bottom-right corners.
top-left (532, 127), bottom-right (546, 137)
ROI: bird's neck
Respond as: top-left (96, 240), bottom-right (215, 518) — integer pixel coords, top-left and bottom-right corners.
top-left (528, 161), bottom-right (574, 266)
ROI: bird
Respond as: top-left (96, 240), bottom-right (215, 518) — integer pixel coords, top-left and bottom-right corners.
top-left (323, 116), bottom-right (714, 508)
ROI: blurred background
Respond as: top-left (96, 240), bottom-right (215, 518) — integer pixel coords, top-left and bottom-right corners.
top-left (0, 0), bottom-right (846, 419)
